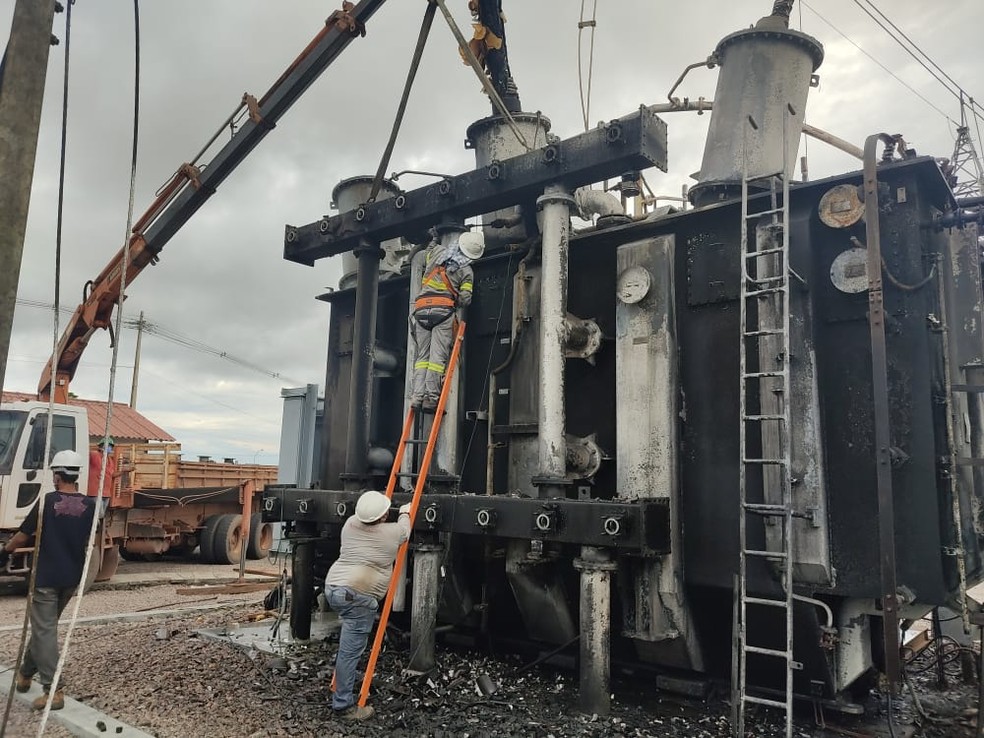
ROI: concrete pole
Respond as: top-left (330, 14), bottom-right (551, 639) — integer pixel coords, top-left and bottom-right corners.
top-left (409, 540), bottom-right (443, 672)
top-left (0, 0), bottom-right (57, 397)
top-left (536, 185), bottom-right (574, 496)
top-left (573, 547), bottom-right (616, 716)
top-left (129, 311), bottom-right (144, 408)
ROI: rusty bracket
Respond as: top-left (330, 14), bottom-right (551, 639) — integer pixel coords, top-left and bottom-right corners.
top-left (177, 163), bottom-right (203, 191)
top-left (327, 1), bottom-right (366, 37)
top-left (242, 93), bottom-right (264, 125)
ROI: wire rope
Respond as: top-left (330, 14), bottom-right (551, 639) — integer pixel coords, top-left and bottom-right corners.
top-left (577, 0), bottom-right (599, 132)
top-left (37, 2), bottom-right (140, 733)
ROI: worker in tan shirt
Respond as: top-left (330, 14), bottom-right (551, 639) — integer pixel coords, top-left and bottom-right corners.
top-left (325, 490), bottom-right (411, 721)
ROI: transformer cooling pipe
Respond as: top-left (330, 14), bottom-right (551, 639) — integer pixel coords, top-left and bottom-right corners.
top-left (573, 547), bottom-right (616, 716)
top-left (410, 540), bottom-right (443, 672)
top-left (344, 240), bottom-right (383, 488)
top-left (536, 185), bottom-right (575, 494)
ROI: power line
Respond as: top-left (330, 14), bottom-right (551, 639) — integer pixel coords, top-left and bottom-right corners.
top-left (852, 0), bottom-right (984, 126)
top-left (800, 1), bottom-right (953, 123)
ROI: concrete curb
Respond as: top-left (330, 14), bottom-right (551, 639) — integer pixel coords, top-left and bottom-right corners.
top-left (0, 664), bottom-right (155, 738)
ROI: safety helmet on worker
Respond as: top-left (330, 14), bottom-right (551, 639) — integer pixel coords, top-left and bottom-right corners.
top-left (97, 436), bottom-right (115, 449)
top-left (50, 449), bottom-right (84, 477)
top-left (355, 490), bottom-right (392, 524)
top-left (457, 231), bottom-right (485, 261)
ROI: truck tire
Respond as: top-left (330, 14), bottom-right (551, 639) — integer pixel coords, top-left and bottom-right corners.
top-left (212, 513), bottom-right (244, 565)
top-left (247, 513), bottom-right (273, 560)
top-left (95, 545), bottom-right (121, 582)
top-left (199, 514), bottom-right (224, 564)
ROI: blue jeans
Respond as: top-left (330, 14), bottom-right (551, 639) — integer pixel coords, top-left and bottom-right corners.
top-left (326, 585), bottom-right (378, 711)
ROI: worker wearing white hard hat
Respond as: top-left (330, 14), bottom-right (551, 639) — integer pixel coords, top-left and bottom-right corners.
top-left (324, 490), bottom-right (411, 721)
top-left (0, 449), bottom-right (97, 711)
top-left (409, 229), bottom-right (485, 411)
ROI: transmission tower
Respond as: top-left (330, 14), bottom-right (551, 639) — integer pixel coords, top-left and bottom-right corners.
top-left (950, 96), bottom-right (984, 199)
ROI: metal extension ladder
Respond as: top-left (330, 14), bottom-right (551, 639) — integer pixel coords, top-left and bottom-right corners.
top-left (331, 321), bottom-right (466, 707)
top-left (733, 166), bottom-right (798, 738)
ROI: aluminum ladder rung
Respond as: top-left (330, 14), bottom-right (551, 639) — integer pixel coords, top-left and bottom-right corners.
top-left (745, 206), bottom-right (786, 219)
top-left (745, 286), bottom-right (786, 298)
top-left (743, 695), bottom-right (790, 710)
top-left (744, 549), bottom-right (788, 560)
top-left (743, 329), bottom-right (784, 337)
top-left (743, 502), bottom-right (789, 516)
top-left (745, 595), bottom-right (790, 608)
top-left (745, 247), bottom-right (786, 259)
top-left (744, 645), bottom-right (791, 659)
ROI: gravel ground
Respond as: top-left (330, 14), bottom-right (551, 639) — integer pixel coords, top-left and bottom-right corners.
top-left (0, 592), bottom-right (976, 738)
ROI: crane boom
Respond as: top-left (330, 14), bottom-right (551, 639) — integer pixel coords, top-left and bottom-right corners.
top-left (38, 0), bottom-right (389, 403)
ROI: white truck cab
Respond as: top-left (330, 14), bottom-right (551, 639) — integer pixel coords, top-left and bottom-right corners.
top-left (0, 401), bottom-right (88, 532)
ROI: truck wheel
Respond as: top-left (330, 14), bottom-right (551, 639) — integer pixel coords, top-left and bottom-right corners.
top-left (199, 514), bottom-right (224, 564)
top-left (247, 513), bottom-right (273, 559)
top-left (212, 514), bottom-right (244, 565)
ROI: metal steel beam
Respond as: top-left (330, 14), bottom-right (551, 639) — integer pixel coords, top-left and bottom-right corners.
top-left (284, 106), bottom-right (668, 264)
top-left (262, 488), bottom-right (671, 554)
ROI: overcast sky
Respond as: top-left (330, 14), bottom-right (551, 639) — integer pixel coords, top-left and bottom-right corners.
top-left (2, 0), bottom-right (982, 466)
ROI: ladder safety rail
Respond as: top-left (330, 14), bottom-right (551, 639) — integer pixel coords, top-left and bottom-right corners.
top-left (734, 113), bottom-right (796, 738)
top-left (354, 321), bottom-right (466, 707)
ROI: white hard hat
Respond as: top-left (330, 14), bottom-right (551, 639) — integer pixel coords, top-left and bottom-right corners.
top-left (50, 449), bottom-right (84, 475)
top-left (457, 231), bottom-right (485, 261)
top-left (355, 490), bottom-right (392, 524)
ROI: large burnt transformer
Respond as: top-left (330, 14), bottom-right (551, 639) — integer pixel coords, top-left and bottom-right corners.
top-left (264, 0), bottom-right (983, 718)
top-left (266, 122), bottom-right (984, 709)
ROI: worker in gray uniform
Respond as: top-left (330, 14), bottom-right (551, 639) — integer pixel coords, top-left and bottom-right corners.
top-left (410, 230), bottom-right (485, 410)
top-left (325, 490), bottom-right (411, 721)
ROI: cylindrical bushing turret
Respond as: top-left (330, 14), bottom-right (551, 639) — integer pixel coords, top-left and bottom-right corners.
top-left (466, 114), bottom-right (551, 250)
top-left (332, 176), bottom-right (404, 289)
top-left (690, 16), bottom-right (823, 207)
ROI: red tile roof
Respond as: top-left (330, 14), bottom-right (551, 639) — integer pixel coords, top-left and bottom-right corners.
top-left (1, 392), bottom-right (175, 443)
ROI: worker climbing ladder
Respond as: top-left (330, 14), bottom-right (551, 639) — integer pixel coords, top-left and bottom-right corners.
top-left (733, 136), bottom-right (798, 737)
top-left (346, 320), bottom-right (466, 708)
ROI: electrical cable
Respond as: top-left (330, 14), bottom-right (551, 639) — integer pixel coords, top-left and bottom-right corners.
top-left (800, 1), bottom-right (953, 123)
top-left (37, 3), bottom-right (140, 733)
top-left (0, 1), bottom-right (74, 734)
top-left (577, 0), bottom-right (598, 132)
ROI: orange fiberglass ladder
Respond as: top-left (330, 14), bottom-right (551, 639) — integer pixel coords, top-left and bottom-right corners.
top-left (330, 320), bottom-right (466, 707)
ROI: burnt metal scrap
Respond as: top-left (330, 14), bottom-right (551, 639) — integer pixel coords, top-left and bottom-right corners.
top-left (283, 105), bottom-right (668, 264)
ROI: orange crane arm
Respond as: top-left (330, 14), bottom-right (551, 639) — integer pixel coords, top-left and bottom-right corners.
top-left (37, 0), bottom-right (386, 403)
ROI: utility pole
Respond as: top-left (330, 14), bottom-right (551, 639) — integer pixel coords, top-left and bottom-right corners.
top-left (0, 0), bottom-right (58, 397)
top-left (130, 311), bottom-right (144, 408)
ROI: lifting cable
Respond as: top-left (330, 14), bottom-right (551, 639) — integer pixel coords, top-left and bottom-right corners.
top-left (36, 2), bottom-right (141, 734)
top-left (367, 0), bottom-right (437, 203)
top-left (0, 1), bottom-right (76, 733)
top-left (577, 0), bottom-right (598, 132)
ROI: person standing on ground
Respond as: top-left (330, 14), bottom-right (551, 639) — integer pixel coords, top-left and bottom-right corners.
top-left (0, 450), bottom-right (96, 710)
top-left (324, 490), bottom-right (411, 721)
top-left (410, 230), bottom-right (485, 410)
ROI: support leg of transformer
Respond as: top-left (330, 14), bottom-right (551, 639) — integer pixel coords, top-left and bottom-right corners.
top-left (573, 546), bottom-right (616, 716)
top-left (410, 539), bottom-right (444, 672)
top-left (290, 522), bottom-right (316, 641)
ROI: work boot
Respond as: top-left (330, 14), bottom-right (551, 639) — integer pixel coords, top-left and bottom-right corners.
top-left (32, 689), bottom-right (64, 711)
top-left (336, 704), bottom-right (374, 721)
top-left (421, 397), bottom-right (438, 413)
top-left (14, 672), bottom-right (31, 693)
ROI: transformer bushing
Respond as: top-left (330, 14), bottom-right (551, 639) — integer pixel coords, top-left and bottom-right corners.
top-left (466, 113), bottom-right (551, 249)
top-left (409, 540), bottom-right (444, 672)
top-left (690, 15), bottom-right (823, 207)
top-left (573, 547), bottom-right (617, 716)
top-left (332, 176), bottom-right (404, 289)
